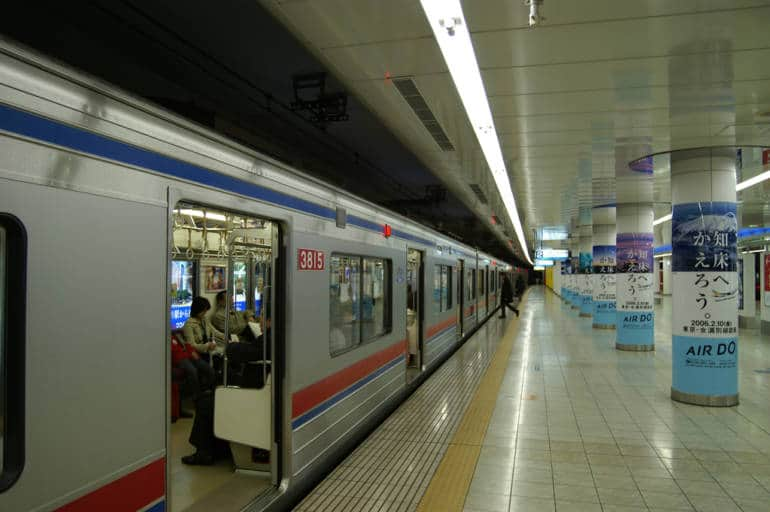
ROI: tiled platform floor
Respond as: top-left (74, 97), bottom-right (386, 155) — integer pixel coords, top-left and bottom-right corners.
top-left (297, 287), bottom-right (770, 511)
top-left (466, 288), bottom-right (770, 512)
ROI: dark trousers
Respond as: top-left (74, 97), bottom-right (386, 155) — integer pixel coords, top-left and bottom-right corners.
top-left (189, 391), bottom-right (227, 458)
top-left (499, 299), bottom-right (519, 318)
top-left (178, 358), bottom-right (214, 398)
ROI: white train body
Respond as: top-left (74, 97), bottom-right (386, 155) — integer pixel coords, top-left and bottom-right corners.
top-left (0, 41), bottom-right (523, 511)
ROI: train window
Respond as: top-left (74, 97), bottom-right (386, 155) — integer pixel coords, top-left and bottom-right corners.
top-left (0, 214), bottom-right (26, 492)
top-left (433, 265), bottom-right (452, 313)
top-left (330, 254), bottom-right (391, 356)
top-left (361, 257), bottom-right (391, 341)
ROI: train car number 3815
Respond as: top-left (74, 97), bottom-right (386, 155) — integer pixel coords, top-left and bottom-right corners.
top-left (297, 248), bottom-right (325, 271)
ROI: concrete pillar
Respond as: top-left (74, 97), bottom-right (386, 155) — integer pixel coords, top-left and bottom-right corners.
top-left (670, 147), bottom-right (738, 407)
top-left (579, 208), bottom-right (593, 317)
top-left (738, 253), bottom-right (756, 328)
top-left (592, 206), bottom-right (617, 329)
top-left (760, 251), bottom-right (770, 335)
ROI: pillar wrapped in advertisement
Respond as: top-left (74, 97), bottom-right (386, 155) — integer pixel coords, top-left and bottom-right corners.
top-left (579, 209), bottom-right (593, 317)
top-left (616, 146), bottom-right (655, 351)
top-left (670, 147), bottom-right (738, 406)
top-left (616, 230), bottom-right (654, 349)
top-left (592, 207), bottom-right (617, 329)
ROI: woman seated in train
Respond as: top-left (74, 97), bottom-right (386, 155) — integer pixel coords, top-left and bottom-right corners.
top-left (210, 290), bottom-right (256, 342)
top-left (180, 296), bottom-right (217, 398)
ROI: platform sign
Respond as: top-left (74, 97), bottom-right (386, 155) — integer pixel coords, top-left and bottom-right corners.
top-left (671, 202), bottom-right (738, 398)
top-left (297, 248), bottom-right (325, 270)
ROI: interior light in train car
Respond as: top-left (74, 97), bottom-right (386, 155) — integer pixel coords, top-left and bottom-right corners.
top-left (383, 224), bottom-right (392, 237)
top-left (652, 213), bottom-right (672, 226)
top-left (534, 265), bottom-right (545, 271)
top-left (175, 209), bottom-right (227, 221)
top-left (420, 0), bottom-right (532, 264)
top-left (534, 259), bottom-right (554, 267)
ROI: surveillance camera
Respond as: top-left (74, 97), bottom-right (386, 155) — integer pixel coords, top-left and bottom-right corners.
top-left (439, 16), bottom-right (462, 37)
top-left (526, 0), bottom-right (544, 27)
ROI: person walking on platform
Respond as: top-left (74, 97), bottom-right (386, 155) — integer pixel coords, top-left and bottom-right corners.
top-left (498, 274), bottom-right (520, 318)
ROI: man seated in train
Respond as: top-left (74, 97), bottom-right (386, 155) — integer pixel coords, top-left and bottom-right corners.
top-left (211, 290), bottom-right (256, 342)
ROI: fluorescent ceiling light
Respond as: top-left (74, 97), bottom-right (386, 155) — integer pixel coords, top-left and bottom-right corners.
top-left (741, 248), bottom-right (765, 254)
top-left (420, 0), bottom-right (532, 265)
top-left (175, 209), bottom-right (227, 222)
top-left (737, 170), bottom-right (770, 192)
top-left (654, 171), bottom-right (770, 224)
top-left (653, 253), bottom-right (671, 258)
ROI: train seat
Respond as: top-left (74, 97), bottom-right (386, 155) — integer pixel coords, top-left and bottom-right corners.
top-left (213, 376), bottom-right (271, 470)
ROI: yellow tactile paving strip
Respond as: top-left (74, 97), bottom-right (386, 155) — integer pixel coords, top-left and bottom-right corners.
top-left (416, 294), bottom-right (526, 512)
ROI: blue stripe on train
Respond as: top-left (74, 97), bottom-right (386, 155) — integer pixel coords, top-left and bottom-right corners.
top-left (0, 104), bottom-right (434, 246)
top-left (291, 354), bottom-right (404, 430)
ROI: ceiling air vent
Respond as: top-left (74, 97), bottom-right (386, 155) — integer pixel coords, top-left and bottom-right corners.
top-left (469, 183), bottom-right (488, 204)
top-left (392, 77), bottom-right (455, 151)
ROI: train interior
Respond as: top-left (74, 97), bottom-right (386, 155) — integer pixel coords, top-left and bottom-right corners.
top-left (169, 202), bottom-right (277, 512)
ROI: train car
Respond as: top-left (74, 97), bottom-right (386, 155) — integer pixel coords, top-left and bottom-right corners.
top-left (0, 40), bottom-right (514, 512)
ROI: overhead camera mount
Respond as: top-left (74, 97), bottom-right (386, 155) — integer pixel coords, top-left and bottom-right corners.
top-left (291, 72), bottom-right (349, 128)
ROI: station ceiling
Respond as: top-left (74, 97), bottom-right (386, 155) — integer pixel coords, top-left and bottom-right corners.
top-left (259, 0), bottom-right (770, 249)
top-left (0, 1), bottom-right (522, 262)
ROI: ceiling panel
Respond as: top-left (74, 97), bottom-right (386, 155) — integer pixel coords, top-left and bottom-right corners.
top-left (260, 0), bottom-right (770, 258)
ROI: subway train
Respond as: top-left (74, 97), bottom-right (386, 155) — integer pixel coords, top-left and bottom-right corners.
top-left (0, 40), bottom-right (527, 512)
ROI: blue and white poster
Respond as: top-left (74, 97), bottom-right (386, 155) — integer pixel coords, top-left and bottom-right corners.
top-left (671, 201), bottom-right (738, 398)
top-left (616, 233), bottom-right (654, 347)
top-left (592, 245), bottom-right (616, 326)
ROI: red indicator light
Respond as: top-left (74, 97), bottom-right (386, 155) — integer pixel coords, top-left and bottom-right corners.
top-left (384, 71), bottom-right (392, 82)
top-left (383, 224), bottom-right (392, 237)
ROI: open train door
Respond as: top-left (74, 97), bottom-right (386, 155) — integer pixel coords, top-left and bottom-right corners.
top-left (457, 259), bottom-right (465, 336)
top-left (406, 248), bottom-right (424, 381)
top-left (215, 223), bottom-right (281, 484)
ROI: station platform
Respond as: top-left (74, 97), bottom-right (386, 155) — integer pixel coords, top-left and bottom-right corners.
top-left (294, 286), bottom-right (770, 512)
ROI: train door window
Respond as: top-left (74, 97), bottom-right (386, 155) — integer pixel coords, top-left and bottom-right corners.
top-left (472, 270), bottom-right (477, 299)
top-left (0, 215), bottom-right (26, 492)
top-left (170, 203), bottom-right (278, 511)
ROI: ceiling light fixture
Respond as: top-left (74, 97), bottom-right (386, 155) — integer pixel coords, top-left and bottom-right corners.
top-left (420, 0), bottom-right (532, 264)
top-left (736, 170), bottom-right (770, 192)
top-left (654, 170), bottom-right (770, 225)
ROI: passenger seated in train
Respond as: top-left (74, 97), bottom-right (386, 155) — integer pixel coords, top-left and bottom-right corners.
top-left (180, 297), bottom-right (217, 397)
top-left (226, 317), bottom-right (271, 389)
top-left (210, 290), bottom-right (256, 342)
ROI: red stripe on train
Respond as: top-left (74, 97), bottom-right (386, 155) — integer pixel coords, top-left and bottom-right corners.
top-left (57, 458), bottom-right (164, 512)
top-left (292, 340), bottom-right (406, 419)
top-left (426, 316), bottom-right (457, 339)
